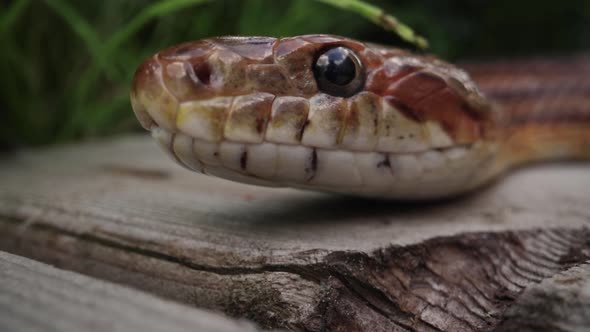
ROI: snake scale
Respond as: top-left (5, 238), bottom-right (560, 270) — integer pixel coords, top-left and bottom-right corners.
top-left (130, 35), bottom-right (590, 199)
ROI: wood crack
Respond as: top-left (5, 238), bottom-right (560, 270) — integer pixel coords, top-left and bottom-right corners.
top-left (1, 213), bottom-right (589, 332)
top-left (421, 265), bottom-right (493, 324)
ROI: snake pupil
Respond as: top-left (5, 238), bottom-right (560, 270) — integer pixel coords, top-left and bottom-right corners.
top-left (319, 48), bottom-right (355, 85)
top-left (313, 46), bottom-right (365, 97)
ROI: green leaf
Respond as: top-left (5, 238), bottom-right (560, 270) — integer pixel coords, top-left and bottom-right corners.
top-left (314, 0), bottom-right (428, 49)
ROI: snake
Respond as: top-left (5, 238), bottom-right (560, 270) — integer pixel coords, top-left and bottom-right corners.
top-left (130, 35), bottom-right (590, 199)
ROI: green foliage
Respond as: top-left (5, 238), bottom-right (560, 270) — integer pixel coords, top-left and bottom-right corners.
top-left (0, 0), bottom-right (588, 147)
top-left (316, 0), bottom-right (428, 49)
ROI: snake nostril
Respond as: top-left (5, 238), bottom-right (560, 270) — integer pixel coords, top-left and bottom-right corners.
top-left (193, 62), bottom-right (211, 85)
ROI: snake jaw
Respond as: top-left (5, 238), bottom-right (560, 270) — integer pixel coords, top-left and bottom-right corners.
top-left (148, 124), bottom-right (498, 198)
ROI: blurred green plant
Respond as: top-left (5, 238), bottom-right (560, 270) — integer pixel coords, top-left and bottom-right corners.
top-left (0, 0), bottom-right (588, 148)
top-left (316, 0), bottom-right (428, 49)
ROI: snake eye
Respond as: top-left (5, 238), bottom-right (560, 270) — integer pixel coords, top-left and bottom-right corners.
top-left (313, 46), bottom-right (365, 97)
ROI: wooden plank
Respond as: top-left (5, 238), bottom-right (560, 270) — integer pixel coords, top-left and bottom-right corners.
top-left (0, 251), bottom-right (266, 332)
top-left (0, 135), bottom-right (589, 331)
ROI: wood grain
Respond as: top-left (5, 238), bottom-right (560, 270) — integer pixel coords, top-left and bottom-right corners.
top-left (0, 135), bottom-right (589, 331)
top-left (0, 251), bottom-right (265, 332)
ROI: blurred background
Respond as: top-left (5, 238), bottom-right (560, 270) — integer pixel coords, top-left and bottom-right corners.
top-left (1, 0), bottom-right (589, 149)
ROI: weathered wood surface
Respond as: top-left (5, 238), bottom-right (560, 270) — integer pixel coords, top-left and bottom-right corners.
top-left (497, 263), bottom-right (590, 332)
top-left (0, 251), bottom-right (265, 332)
top-left (0, 135), bottom-right (589, 331)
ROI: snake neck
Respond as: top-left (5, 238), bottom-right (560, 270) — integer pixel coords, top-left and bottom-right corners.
top-left (464, 55), bottom-right (590, 169)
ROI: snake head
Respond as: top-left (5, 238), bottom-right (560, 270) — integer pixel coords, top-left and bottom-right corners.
top-left (131, 35), bottom-right (499, 199)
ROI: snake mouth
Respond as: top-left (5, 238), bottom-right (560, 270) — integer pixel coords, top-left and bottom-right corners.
top-left (131, 63), bottom-right (496, 198)
top-left (148, 124), bottom-right (493, 198)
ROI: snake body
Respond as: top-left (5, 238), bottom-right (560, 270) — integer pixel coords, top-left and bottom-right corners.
top-left (130, 35), bottom-right (590, 199)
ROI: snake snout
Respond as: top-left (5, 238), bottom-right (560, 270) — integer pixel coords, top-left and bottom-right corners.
top-left (131, 47), bottom-right (224, 133)
top-left (130, 57), bottom-right (179, 131)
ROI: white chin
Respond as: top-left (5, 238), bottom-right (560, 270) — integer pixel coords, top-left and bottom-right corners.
top-left (150, 127), bottom-right (496, 199)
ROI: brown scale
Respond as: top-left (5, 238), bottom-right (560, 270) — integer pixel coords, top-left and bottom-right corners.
top-left (462, 55), bottom-right (590, 165)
